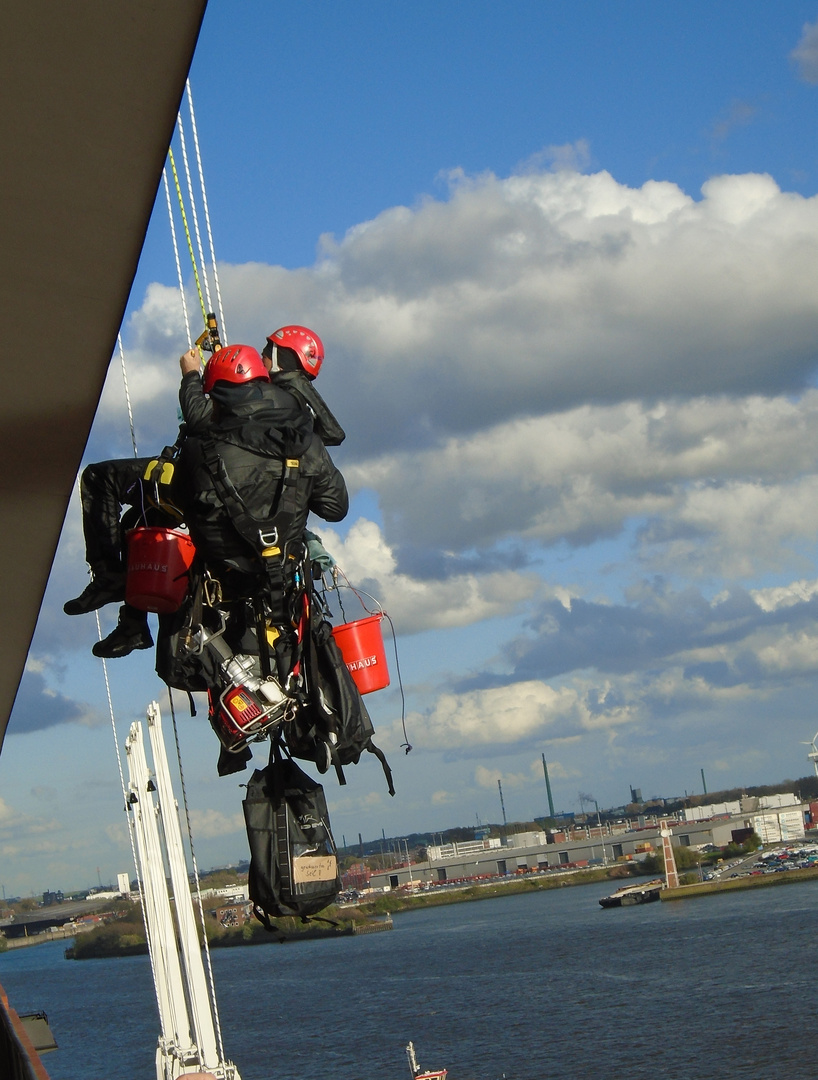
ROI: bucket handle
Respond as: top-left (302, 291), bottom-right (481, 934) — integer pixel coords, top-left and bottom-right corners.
top-left (329, 577), bottom-right (411, 755)
top-left (327, 568), bottom-right (384, 623)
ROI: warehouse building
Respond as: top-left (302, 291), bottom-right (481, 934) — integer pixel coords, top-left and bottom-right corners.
top-left (369, 794), bottom-right (810, 890)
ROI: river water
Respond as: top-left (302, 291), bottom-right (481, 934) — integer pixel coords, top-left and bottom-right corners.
top-left (1, 879), bottom-right (815, 1080)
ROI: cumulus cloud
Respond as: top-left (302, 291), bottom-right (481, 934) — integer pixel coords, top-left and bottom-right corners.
top-left (475, 764), bottom-right (531, 789)
top-left (90, 167), bottom-right (818, 599)
top-left (499, 581), bottom-right (818, 688)
top-left (9, 660), bottom-right (103, 735)
top-left (188, 808), bottom-right (245, 840)
top-left (367, 576), bottom-right (818, 766)
top-left (751, 578), bottom-right (818, 612)
top-left (431, 789), bottom-right (456, 805)
top-left (319, 519), bottom-right (539, 633)
top-left (342, 391), bottom-right (818, 579)
top-left (791, 20), bottom-right (818, 84)
top-left (710, 99), bottom-right (757, 145)
top-left (412, 678), bottom-right (638, 752)
top-left (57, 162), bottom-right (818, 810)
top-left (118, 167), bottom-right (818, 463)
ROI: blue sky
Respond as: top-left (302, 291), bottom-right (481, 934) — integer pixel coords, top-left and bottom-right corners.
top-left (6, 2), bottom-right (818, 896)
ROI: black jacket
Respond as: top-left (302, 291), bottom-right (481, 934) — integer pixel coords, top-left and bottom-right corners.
top-left (179, 370), bottom-right (346, 447)
top-left (175, 384), bottom-right (348, 570)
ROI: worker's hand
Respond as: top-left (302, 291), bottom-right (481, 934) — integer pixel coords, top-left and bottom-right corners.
top-left (180, 348), bottom-right (200, 375)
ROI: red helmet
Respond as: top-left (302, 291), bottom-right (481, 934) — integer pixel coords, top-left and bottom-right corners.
top-left (203, 344), bottom-right (269, 394)
top-left (267, 325), bottom-right (324, 377)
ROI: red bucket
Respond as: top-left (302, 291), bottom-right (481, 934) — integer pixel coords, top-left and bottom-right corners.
top-left (125, 527), bottom-right (196, 614)
top-left (331, 614), bottom-right (390, 695)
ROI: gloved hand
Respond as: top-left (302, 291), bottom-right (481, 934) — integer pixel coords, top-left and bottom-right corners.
top-left (305, 529), bottom-right (336, 573)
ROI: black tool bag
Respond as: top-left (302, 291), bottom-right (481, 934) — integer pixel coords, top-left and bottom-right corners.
top-left (155, 574), bottom-right (221, 694)
top-left (243, 747), bottom-right (341, 928)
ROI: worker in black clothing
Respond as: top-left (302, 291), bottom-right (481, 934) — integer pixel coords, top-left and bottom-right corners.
top-left (175, 343), bottom-right (347, 587)
top-left (173, 344), bottom-right (348, 757)
top-left (63, 455), bottom-right (159, 655)
top-left (179, 323), bottom-right (346, 447)
top-left (64, 325), bottom-right (344, 658)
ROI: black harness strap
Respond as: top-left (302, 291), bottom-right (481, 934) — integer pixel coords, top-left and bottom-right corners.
top-left (199, 438), bottom-right (303, 561)
top-left (199, 438), bottom-right (311, 680)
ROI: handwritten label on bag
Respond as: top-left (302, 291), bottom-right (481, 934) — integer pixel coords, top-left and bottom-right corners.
top-left (293, 855), bottom-right (337, 884)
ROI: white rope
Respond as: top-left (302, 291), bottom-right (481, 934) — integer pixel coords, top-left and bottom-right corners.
top-left (163, 166), bottom-right (192, 344)
top-left (186, 79), bottom-right (228, 344)
top-left (117, 334), bottom-right (139, 459)
top-left (90, 589), bottom-right (160, 1005)
top-left (90, 91), bottom-right (232, 1067)
top-left (177, 111), bottom-right (213, 314)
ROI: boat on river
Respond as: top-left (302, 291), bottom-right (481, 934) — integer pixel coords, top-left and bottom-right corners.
top-left (599, 878), bottom-right (664, 908)
top-left (406, 1041), bottom-right (447, 1079)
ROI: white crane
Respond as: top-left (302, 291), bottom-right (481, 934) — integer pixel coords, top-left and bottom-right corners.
top-left (126, 703), bottom-right (241, 1080)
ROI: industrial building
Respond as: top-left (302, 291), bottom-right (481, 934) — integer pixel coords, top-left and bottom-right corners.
top-left (370, 792), bottom-right (812, 889)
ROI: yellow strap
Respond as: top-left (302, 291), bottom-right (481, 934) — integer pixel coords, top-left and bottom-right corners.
top-left (143, 461), bottom-right (175, 485)
top-left (286, 459), bottom-right (300, 469)
top-left (261, 546), bottom-right (281, 558)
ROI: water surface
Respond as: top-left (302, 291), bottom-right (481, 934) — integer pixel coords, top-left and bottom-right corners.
top-left (1, 879), bottom-right (814, 1079)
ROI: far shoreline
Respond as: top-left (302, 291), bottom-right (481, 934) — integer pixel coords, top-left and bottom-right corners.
top-left (12, 859), bottom-right (818, 960)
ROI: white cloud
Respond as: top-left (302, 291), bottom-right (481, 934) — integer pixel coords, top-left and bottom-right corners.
top-left (188, 808), bottom-right (244, 840)
top-left (475, 764), bottom-right (531, 789)
top-left (344, 392), bottom-right (818, 580)
top-left (0, 796), bottom-right (19, 827)
top-left (751, 578), bottom-right (818, 612)
top-left (791, 20), bottom-right (818, 84)
top-left (430, 789), bottom-right (456, 805)
top-left (119, 168), bottom-right (818, 461)
top-left (319, 519), bottom-right (539, 633)
top-left (100, 167), bottom-right (818, 595)
top-left (49, 161), bottom-right (818, 841)
top-left (415, 679), bottom-right (638, 751)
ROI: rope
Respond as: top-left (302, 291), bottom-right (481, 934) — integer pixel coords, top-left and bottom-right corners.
top-left (91, 601), bottom-right (161, 1013)
top-left (117, 334), bottom-right (138, 459)
top-left (168, 692), bottom-right (228, 1067)
top-left (164, 167), bottom-right (192, 345)
top-left (168, 145), bottom-right (208, 327)
top-left (177, 111), bottom-right (213, 314)
top-left (186, 80), bottom-right (228, 344)
top-left (91, 83), bottom-right (235, 1072)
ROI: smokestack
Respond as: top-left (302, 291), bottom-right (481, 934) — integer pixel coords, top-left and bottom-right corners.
top-left (541, 754), bottom-right (555, 818)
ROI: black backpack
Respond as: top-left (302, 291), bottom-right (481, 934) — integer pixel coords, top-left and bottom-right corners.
top-left (285, 616), bottom-right (394, 795)
top-left (242, 747), bottom-right (341, 929)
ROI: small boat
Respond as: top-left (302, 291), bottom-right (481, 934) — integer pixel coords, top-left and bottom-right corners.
top-left (599, 878), bottom-right (664, 908)
top-left (406, 1041), bottom-right (448, 1079)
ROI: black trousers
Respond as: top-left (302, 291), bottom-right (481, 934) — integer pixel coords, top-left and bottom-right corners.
top-left (79, 458), bottom-right (152, 571)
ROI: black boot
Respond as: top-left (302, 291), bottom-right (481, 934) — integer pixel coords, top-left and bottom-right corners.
top-left (92, 607), bottom-right (153, 659)
top-left (64, 570), bottom-right (126, 615)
